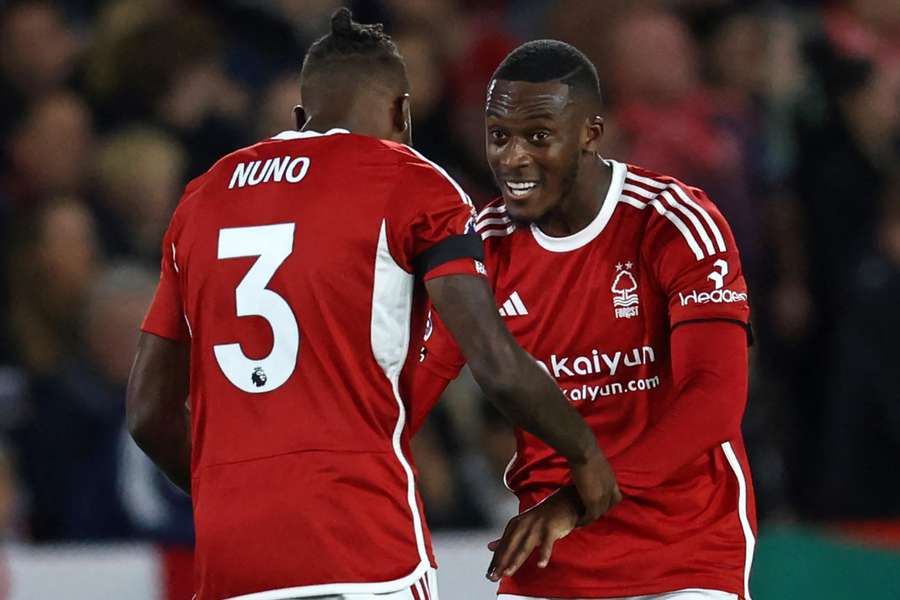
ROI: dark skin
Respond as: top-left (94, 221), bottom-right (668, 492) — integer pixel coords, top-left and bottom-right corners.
top-left (486, 79), bottom-right (612, 235)
top-left (484, 79), bottom-right (622, 579)
top-left (126, 69), bottom-right (619, 532)
top-left (126, 335), bottom-right (191, 493)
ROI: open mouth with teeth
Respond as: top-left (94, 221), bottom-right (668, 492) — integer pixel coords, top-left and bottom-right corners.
top-left (504, 181), bottom-right (540, 198)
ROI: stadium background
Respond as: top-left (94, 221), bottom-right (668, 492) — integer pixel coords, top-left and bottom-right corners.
top-left (0, 0), bottom-right (898, 597)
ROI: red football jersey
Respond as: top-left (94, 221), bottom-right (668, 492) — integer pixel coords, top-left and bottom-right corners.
top-left (419, 161), bottom-right (757, 599)
top-left (141, 129), bottom-right (483, 600)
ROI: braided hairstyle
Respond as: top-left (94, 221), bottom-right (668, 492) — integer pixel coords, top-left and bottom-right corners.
top-left (301, 7), bottom-right (406, 87)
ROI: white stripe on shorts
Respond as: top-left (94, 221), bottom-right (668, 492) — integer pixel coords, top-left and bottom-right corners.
top-left (498, 588), bottom-right (737, 600)
top-left (312, 569), bottom-right (438, 600)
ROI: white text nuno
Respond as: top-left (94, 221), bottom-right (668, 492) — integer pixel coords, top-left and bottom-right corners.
top-left (229, 156), bottom-right (311, 189)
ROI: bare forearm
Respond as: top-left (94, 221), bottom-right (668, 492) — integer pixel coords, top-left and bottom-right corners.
top-left (425, 274), bottom-right (599, 464)
top-left (471, 344), bottom-right (597, 465)
top-left (131, 408), bottom-right (191, 494)
top-left (126, 333), bottom-right (192, 495)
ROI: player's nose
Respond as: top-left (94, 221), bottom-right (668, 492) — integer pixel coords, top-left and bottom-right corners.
top-left (499, 137), bottom-right (533, 171)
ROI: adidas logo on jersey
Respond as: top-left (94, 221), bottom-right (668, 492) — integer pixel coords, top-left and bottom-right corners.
top-left (499, 292), bottom-right (528, 317)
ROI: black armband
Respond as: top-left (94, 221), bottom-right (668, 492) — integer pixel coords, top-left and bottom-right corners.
top-left (414, 233), bottom-right (484, 277)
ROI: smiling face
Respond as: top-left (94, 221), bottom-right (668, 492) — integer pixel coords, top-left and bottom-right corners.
top-left (485, 79), bottom-right (594, 223)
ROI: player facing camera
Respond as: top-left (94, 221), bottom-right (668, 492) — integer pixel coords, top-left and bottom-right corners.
top-left (486, 40), bottom-right (609, 229)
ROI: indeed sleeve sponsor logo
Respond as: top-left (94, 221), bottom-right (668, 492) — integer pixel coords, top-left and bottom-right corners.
top-left (678, 288), bottom-right (748, 306)
top-left (679, 258), bottom-right (748, 305)
top-left (228, 156), bottom-right (311, 189)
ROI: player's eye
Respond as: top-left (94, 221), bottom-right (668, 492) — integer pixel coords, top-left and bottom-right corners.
top-left (488, 129), bottom-right (508, 143)
top-left (529, 130), bottom-right (550, 144)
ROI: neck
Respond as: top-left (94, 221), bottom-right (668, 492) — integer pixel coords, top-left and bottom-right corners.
top-left (303, 114), bottom-right (349, 133)
top-left (535, 156), bottom-right (613, 237)
top-left (303, 107), bottom-right (387, 141)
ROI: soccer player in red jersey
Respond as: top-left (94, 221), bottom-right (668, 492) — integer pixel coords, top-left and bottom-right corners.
top-left (416, 41), bottom-right (757, 600)
top-left (125, 14), bottom-right (621, 600)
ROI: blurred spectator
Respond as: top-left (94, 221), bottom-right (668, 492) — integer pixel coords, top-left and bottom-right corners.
top-left (823, 0), bottom-right (900, 66)
top-left (0, 0), bottom-right (898, 539)
top-left (795, 42), bottom-right (900, 306)
top-left (609, 9), bottom-right (765, 277)
top-left (0, 2), bottom-right (81, 138)
top-left (16, 262), bottom-right (162, 540)
top-left (0, 441), bottom-right (20, 539)
top-left (4, 92), bottom-right (94, 207)
top-left (119, 427), bottom-right (194, 544)
top-left (412, 413), bottom-right (487, 530)
top-left (6, 199), bottom-right (99, 376)
top-left (458, 399), bottom-right (518, 529)
top-left (254, 74), bottom-right (300, 141)
top-left (392, 29), bottom-right (463, 173)
top-left (819, 179), bottom-right (900, 518)
top-left (413, 370), bottom-right (517, 530)
top-left (0, 439), bottom-right (15, 599)
top-left (777, 24), bottom-right (900, 513)
top-left (92, 127), bottom-right (186, 262)
top-left (87, 7), bottom-right (249, 176)
top-left (82, 0), bottom-right (173, 113)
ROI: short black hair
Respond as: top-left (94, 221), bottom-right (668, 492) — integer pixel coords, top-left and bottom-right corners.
top-left (301, 7), bottom-right (406, 87)
top-left (492, 40), bottom-right (602, 105)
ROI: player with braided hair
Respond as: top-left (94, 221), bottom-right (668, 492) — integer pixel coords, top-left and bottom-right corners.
top-left (128, 10), bottom-right (619, 600)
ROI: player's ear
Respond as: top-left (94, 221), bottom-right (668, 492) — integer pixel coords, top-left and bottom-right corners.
top-left (392, 93), bottom-right (411, 143)
top-left (293, 105), bottom-right (307, 130)
top-left (582, 115), bottom-right (604, 155)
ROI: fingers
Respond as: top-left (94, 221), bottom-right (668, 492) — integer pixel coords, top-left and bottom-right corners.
top-left (570, 453), bottom-right (621, 526)
top-left (497, 531), bottom-right (539, 579)
top-left (486, 490), bottom-right (586, 581)
top-left (487, 517), bottom-right (536, 581)
top-left (537, 535), bottom-right (557, 568)
top-left (612, 484), bottom-right (623, 506)
top-left (486, 520), bottom-right (518, 581)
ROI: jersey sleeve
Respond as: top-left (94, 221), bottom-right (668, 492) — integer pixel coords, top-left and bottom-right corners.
top-left (384, 158), bottom-right (484, 279)
top-left (644, 185), bottom-right (750, 328)
top-left (416, 307), bottom-right (466, 382)
top-left (612, 320), bottom-right (748, 495)
top-left (142, 216), bottom-right (190, 342)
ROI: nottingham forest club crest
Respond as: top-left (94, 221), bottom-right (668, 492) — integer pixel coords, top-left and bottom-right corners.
top-left (612, 261), bottom-right (640, 319)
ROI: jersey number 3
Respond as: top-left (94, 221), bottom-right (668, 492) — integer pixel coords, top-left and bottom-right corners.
top-left (214, 223), bottom-right (299, 393)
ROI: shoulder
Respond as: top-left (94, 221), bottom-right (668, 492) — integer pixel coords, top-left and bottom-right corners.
top-left (380, 141), bottom-right (472, 206)
top-left (618, 164), bottom-right (735, 263)
top-left (474, 197), bottom-right (516, 241)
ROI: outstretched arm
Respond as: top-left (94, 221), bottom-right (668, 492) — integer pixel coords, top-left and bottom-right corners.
top-left (424, 273), bottom-right (620, 550)
top-left (126, 332), bottom-right (191, 494)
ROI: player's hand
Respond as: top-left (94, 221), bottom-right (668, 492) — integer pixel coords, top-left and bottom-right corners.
top-left (569, 447), bottom-right (621, 526)
top-left (486, 487), bottom-right (581, 581)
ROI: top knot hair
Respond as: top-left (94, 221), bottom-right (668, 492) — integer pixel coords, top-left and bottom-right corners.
top-left (331, 6), bottom-right (352, 34)
top-left (330, 7), bottom-right (355, 37)
top-left (300, 8), bottom-right (407, 102)
top-left (306, 7), bottom-right (394, 56)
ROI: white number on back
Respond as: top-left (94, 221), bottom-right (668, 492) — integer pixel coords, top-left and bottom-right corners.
top-left (214, 223), bottom-right (299, 393)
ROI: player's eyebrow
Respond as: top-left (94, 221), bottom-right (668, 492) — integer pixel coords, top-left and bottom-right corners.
top-left (487, 95), bottom-right (569, 118)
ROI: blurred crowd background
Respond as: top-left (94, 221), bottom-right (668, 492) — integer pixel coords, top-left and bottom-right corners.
top-left (0, 0), bottom-right (898, 552)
